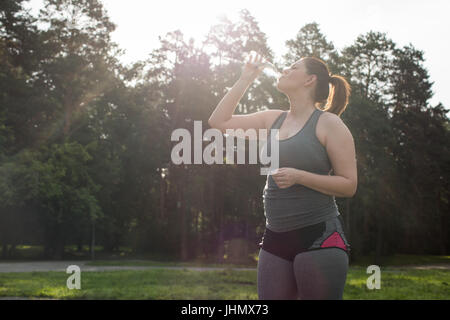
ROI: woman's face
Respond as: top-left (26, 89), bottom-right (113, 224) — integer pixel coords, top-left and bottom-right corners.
top-left (276, 59), bottom-right (316, 94)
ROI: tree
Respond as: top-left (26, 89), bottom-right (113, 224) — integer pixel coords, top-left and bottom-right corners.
top-left (37, 0), bottom-right (120, 138)
top-left (341, 31), bottom-right (396, 106)
top-left (283, 22), bottom-right (340, 73)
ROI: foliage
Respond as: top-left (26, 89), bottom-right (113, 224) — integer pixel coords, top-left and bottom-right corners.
top-left (0, 267), bottom-right (449, 299)
top-left (0, 1), bottom-right (448, 261)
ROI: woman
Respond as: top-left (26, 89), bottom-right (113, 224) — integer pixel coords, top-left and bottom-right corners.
top-left (208, 53), bottom-right (357, 300)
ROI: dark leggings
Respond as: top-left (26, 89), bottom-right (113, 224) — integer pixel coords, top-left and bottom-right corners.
top-left (257, 215), bottom-right (350, 300)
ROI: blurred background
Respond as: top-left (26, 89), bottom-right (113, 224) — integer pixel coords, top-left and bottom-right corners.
top-left (0, 0), bottom-right (449, 268)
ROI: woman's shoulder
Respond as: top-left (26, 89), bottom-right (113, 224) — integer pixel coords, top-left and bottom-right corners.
top-left (317, 111), bottom-right (342, 125)
top-left (316, 111), bottom-right (348, 146)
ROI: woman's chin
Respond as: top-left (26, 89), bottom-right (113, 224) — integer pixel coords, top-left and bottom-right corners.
top-left (276, 82), bottom-right (285, 93)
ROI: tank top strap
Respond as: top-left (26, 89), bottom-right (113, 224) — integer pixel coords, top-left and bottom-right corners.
top-left (270, 111), bottom-right (288, 130)
top-left (268, 109), bottom-right (323, 138)
top-left (306, 108), bottom-right (324, 133)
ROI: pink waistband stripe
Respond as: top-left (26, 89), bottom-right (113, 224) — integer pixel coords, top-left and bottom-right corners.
top-left (320, 231), bottom-right (347, 251)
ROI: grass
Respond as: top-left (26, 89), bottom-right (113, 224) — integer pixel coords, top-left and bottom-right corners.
top-left (349, 254), bottom-right (450, 267)
top-left (1, 248), bottom-right (449, 299)
top-left (0, 267), bottom-right (449, 300)
top-left (0, 269), bottom-right (257, 300)
top-left (344, 266), bottom-right (450, 300)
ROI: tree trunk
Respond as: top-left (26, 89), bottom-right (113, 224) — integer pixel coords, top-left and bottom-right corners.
top-left (438, 188), bottom-right (447, 254)
top-left (180, 176), bottom-right (188, 261)
top-left (8, 244), bottom-right (16, 258)
top-left (216, 179), bottom-right (225, 263)
top-left (63, 106), bottom-right (73, 136)
top-left (2, 244), bottom-right (7, 259)
top-left (374, 200), bottom-right (384, 266)
top-left (54, 236), bottom-right (65, 260)
top-left (90, 220), bottom-right (96, 260)
top-left (211, 167), bottom-right (224, 263)
top-left (160, 173), bottom-right (166, 220)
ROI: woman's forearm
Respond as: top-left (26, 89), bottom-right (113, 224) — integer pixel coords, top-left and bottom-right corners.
top-left (295, 169), bottom-right (356, 198)
top-left (208, 78), bottom-right (251, 128)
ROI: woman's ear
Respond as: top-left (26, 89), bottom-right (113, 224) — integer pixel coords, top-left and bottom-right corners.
top-left (305, 74), bottom-right (317, 87)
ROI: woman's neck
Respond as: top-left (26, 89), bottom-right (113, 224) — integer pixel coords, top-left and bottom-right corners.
top-left (287, 94), bottom-right (316, 119)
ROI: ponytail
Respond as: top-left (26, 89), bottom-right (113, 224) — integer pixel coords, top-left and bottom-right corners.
top-left (303, 57), bottom-right (352, 117)
top-left (323, 74), bottom-right (351, 117)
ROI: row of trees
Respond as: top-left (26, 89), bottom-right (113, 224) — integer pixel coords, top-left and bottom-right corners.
top-left (0, 0), bottom-right (448, 262)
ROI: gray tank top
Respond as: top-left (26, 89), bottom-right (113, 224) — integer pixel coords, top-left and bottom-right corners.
top-left (262, 108), bottom-right (339, 232)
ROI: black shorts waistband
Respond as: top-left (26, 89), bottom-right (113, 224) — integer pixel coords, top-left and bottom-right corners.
top-left (258, 215), bottom-right (350, 262)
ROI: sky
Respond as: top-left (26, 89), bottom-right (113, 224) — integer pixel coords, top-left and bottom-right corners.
top-left (26, 0), bottom-right (450, 110)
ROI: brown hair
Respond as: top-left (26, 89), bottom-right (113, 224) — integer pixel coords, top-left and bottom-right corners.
top-left (302, 57), bottom-right (351, 117)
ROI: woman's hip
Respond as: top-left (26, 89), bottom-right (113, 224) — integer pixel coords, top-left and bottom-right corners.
top-left (258, 214), bottom-right (351, 262)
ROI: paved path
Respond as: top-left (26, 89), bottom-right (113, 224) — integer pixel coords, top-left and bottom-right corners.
top-left (1, 261), bottom-right (449, 273)
top-left (0, 261), bottom-right (256, 273)
top-left (390, 264), bottom-right (450, 270)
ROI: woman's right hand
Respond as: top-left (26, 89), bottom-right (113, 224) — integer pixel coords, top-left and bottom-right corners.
top-left (239, 52), bottom-right (265, 83)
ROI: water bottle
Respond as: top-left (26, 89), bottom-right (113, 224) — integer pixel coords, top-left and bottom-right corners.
top-left (220, 53), bottom-right (282, 79)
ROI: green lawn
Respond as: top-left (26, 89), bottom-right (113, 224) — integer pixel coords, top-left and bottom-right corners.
top-left (0, 267), bottom-right (449, 300)
top-left (349, 254), bottom-right (450, 267)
